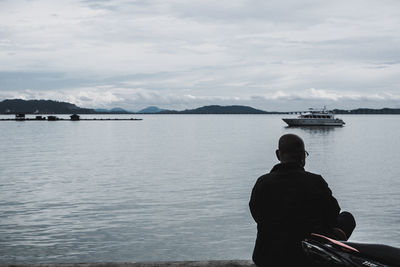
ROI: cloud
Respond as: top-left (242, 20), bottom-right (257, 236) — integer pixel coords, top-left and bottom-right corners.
top-left (2, 0), bottom-right (400, 73)
top-left (1, 0), bottom-right (400, 110)
top-left (265, 88), bottom-right (400, 102)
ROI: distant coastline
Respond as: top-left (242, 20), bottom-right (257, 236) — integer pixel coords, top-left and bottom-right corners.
top-left (1, 99), bottom-right (400, 115)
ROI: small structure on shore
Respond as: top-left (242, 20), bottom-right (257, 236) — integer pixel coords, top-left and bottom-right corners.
top-left (47, 115), bottom-right (58, 121)
top-left (15, 113), bottom-right (25, 121)
top-left (35, 116), bottom-right (46, 120)
top-left (70, 114), bottom-right (80, 121)
top-left (1, 115), bottom-right (142, 121)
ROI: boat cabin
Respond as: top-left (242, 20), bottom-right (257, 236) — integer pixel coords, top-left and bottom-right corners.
top-left (301, 114), bottom-right (333, 119)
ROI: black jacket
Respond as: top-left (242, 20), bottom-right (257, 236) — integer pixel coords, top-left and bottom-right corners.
top-left (249, 163), bottom-right (340, 266)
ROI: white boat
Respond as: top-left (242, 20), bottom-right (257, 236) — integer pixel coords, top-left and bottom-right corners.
top-left (282, 108), bottom-right (345, 126)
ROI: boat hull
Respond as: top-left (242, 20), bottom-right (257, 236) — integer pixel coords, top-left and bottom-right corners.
top-left (282, 118), bottom-right (345, 126)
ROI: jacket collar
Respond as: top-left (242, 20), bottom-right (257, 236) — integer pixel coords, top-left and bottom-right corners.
top-left (271, 162), bottom-right (305, 172)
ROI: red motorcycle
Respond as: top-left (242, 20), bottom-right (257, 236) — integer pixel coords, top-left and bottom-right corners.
top-left (302, 233), bottom-right (400, 267)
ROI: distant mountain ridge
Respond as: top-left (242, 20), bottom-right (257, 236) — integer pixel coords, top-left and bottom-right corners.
top-left (137, 106), bottom-right (167, 113)
top-left (0, 99), bottom-right (94, 114)
top-left (1, 99), bottom-right (400, 114)
top-left (94, 107), bottom-right (131, 114)
top-left (333, 108), bottom-right (400, 114)
top-left (158, 105), bottom-right (277, 114)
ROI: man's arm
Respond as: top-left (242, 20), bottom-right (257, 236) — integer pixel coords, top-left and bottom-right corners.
top-left (249, 176), bottom-right (264, 224)
top-left (249, 181), bottom-right (259, 224)
top-left (317, 175), bottom-right (341, 228)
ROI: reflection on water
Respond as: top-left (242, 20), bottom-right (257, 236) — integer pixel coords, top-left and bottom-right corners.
top-left (285, 125), bottom-right (341, 135)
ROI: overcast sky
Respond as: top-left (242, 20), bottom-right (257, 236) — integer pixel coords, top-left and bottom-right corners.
top-left (1, 0), bottom-right (399, 111)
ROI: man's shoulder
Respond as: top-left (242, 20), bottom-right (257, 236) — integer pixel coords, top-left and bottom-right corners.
top-left (255, 173), bottom-right (270, 183)
top-left (253, 172), bottom-right (276, 187)
top-left (304, 170), bottom-right (329, 186)
top-left (254, 167), bottom-right (328, 185)
top-left (304, 170), bottom-right (323, 178)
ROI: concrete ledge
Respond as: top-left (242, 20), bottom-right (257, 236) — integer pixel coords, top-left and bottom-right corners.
top-left (0, 260), bottom-right (255, 267)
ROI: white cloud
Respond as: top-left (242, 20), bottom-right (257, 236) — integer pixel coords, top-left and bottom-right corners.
top-left (1, 0), bottom-right (400, 109)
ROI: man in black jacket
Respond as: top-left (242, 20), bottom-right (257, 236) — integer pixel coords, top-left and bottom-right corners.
top-left (249, 134), bottom-right (355, 266)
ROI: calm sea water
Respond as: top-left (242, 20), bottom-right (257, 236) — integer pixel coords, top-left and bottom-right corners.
top-left (1, 114), bottom-right (399, 263)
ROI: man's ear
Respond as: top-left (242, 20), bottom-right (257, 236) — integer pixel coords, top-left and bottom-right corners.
top-left (275, 149), bottom-right (280, 161)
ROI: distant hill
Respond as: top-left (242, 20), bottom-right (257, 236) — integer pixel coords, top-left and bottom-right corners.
top-left (151, 105), bottom-right (400, 114)
top-left (110, 107), bottom-right (131, 113)
top-left (94, 107), bottom-right (131, 113)
top-left (159, 105), bottom-right (278, 114)
top-left (0, 99), bottom-right (136, 114)
top-left (0, 99), bottom-right (94, 114)
top-left (2, 99), bottom-right (400, 115)
top-left (94, 108), bottom-right (109, 113)
top-left (333, 108), bottom-right (400, 114)
top-left (137, 106), bottom-right (167, 113)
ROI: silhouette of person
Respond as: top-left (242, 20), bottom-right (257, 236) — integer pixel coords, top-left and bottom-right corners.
top-left (249, 134), bottom-right (355, 267)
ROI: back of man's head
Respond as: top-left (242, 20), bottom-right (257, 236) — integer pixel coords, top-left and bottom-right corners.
top-left (277, 134), bottom-right (306, 165)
